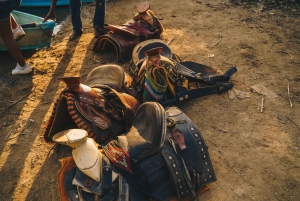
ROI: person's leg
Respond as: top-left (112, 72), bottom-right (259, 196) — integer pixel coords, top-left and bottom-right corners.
top-left (69, 0), bottom-right (82, 33)
top-left (93, 0), bottom-right (106, 30)
top-left (0, 19), bottom-right (25, 66)
top-left (93, 0), bottom-right (106, 38)
top-left (0, 18), bottom-right (32, 75)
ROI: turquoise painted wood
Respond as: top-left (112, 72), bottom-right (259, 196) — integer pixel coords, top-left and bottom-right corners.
top-left (0, 10), bottom-right (56, 51)
top-left (20, 0), bottom-right (94, 7)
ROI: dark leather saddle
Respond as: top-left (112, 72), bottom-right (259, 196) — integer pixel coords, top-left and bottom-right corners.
top-left (43, 65), bottom-right (140, 145)
top-left (130, 40), bottom-right (237, 106)
top-left (93, 11), bottom-right (164, 62)
top-left (106, 102), bottom-right (216, 201)
top-left (60, 102), bottom-right (216, 201)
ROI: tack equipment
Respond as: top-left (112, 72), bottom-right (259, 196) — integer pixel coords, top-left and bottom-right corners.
top-left (93, 2), bottom-right (164, 62)
top-left (130, 39), bottom-right (237, 105)
top-left (43, 65), bottom-right (140, 144)
top-left (55, 102), bottom-right (217, 201)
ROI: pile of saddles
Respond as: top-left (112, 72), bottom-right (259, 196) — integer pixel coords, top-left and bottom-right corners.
top-left (43, 2), bottom-right (237, 201)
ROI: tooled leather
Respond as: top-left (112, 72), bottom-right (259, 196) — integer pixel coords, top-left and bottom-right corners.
top-left (43, 88), bottom-right (131, 144)
top-left (75, 101), bottom-right (111, 130)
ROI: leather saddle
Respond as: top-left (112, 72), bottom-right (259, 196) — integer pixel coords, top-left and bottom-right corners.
top-left (111, 102), bottom-right (217, 200)
top-left (43, 65), bottom-right (140, 144)
top-left (93, 10), bottom-right (164, 62)
top-left (58, 102), bottom-right (216, 201)
top-left (130, 40), bottom-right (237, 105)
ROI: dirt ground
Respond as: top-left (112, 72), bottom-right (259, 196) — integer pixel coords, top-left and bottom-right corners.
top-left (0, 0), bottom-right (299, 200)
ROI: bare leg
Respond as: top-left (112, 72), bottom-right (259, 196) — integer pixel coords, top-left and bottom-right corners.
top-left (0, 17), bottom-right (25, 66)
top-left (10, 14), bottom-right (18, 30)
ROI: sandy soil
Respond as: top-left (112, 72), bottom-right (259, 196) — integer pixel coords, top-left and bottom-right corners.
top-left (0, 0), bottom-right (300, 200)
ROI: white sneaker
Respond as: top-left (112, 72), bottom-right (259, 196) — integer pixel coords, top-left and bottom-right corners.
top-left (12, 63), bottom-right (32, 75)
top-left (12, 25), bottom-right (25, 41)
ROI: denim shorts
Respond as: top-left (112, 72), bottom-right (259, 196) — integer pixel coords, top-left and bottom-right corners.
top-left (0, 0), bottom-right (22, 22)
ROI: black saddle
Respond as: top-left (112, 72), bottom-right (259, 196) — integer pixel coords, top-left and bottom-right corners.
top-left (60, 102), bottom-right (216, 201)
top-left (160, 61), bottom-right (236, 105)
top-left (107, 102), bottom-right (216, 200)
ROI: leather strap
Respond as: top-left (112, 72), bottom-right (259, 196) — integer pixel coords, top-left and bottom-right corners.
top-left (166, 118), bottom-right (187, 150)
top-left (176, 63), bottom-right (237, 84)
top-left (160, 82), bottom-right (233, 106)
top-left (165, 106), bottom-right (217, 187)
top-left (75, 101), bottom-right (111, 130)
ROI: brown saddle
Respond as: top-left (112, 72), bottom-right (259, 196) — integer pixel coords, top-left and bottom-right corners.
top-left (43, 65), bottom-right (140, 144)
top-left (93, 10), bottom-right (163, 62)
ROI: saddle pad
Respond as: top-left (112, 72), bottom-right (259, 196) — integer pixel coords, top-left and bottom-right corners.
top-left (143, 69), bottom-right (167, 101)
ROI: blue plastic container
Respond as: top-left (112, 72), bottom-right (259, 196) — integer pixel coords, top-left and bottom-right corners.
top-left (20, 0), bottom-right (94, 7)
top-left (0, 10), bottom-right (56, 51)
